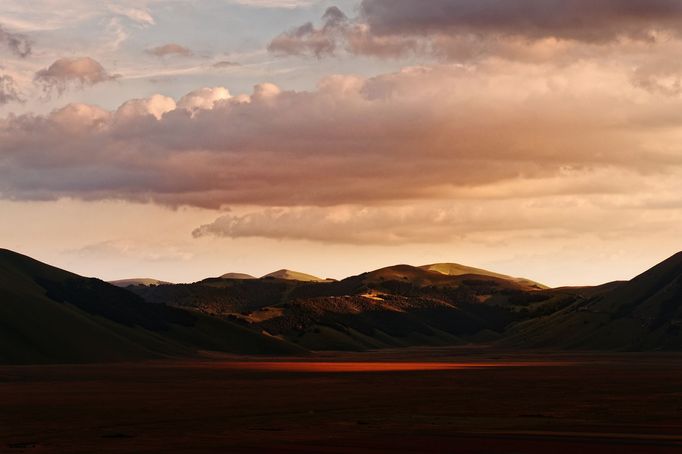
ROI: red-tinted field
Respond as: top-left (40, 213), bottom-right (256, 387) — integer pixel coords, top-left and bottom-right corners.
top-left (206, 360), bottom-right (566, 373)
top-left (2, 350), bottom-right (682, 453)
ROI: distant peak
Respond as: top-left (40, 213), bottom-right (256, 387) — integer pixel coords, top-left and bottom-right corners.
top-left (109, 278), bottom-right (170, 287)
top-left (420, 263), bottom-right (548, 289)
top-left (262, 269), bottom-right (328, 282)
top-left (219, 272), bottom-right (256, 280)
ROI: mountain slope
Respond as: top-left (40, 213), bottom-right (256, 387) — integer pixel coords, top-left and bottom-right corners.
top-left (0, 249), bottom-right (303, 364)
top-left (502, 252), bottom-right (682, 350)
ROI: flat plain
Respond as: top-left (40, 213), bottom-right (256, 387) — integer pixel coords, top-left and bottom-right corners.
top-left (3, 349), bottom-right (682, 453)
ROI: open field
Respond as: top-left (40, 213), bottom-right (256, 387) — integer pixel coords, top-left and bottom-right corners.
top-left (3, 349), bottom-right (682, 453)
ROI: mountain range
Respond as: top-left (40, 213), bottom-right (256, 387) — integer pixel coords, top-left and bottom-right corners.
top-left (2, 248), bottom-right (681, 363)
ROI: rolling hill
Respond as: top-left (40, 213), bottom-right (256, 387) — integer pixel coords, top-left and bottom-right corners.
top-left (420, 263), bottom-right (547, 290)
top-left (0, 249), bottom-right (303, 364)
top-left (220, 272), bottom-right (256, 280)
top-left (109, 278), bottom-right (171, 287)
top-left (262, 269), bottom-right (330, 282)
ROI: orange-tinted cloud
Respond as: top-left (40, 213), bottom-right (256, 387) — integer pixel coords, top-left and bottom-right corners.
top-left (1, 64), bottom-right (680, 212)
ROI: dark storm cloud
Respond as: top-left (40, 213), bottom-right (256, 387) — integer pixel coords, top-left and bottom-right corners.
top-left (359, 0), bottom-right (682, 43)
top-left (269, 0), bottom-right (682, 60)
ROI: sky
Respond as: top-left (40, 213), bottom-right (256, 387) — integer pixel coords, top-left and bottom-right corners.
top-left (1, 0), bottom-right (682, 287)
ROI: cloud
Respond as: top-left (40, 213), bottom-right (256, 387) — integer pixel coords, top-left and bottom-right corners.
top-left (631, 59), bottom-right (682, 96)
top-left (268, 7), bottom-right (348, 57)
top-left (116, 94), bottom-right (177, 120)
top-left (191, 205), bottom-right (503, 244)
top-left (269, 1), bottom-right (682, 61)
top-left (359, 0), bottom-right (682, 43)
top-left (0, 74), bottom-right (22, 105)
top-left (177, 87), bottom-right (231, 112)
top-left (34, 57), bottom-right (118, 94)
top-left (227, 0), bottom-right (316, 8)
top-left (71, 239), bottom-right (193, 262)
top-left (0, 24), bottom-right (31, 57)
top-left (192, 191), bottom-right (678, 245)
top-left (108, 6), bottom-right (155, 26)
top-left (1, 64), bottom-right (681, 211)
top-left (191, 204), bottom-right (544, 245)
top-left (212, 61), bottom-right (241, 69)
top-left (147, 43), bottom-right (193, 57)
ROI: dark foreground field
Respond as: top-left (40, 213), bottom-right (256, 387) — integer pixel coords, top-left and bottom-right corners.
top-left (2, 350), bottom-right (682, 453)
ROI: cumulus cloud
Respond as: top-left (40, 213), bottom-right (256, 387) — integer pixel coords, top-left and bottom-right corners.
top-left (1, 64), bottom-right (681, 211)
top-left (147, 43), bottom-right (193, 57)
top-left (34, 57), bottom-right (118, 94)
top-left (0, 25), bottom-right (31, 57)
top-left (116, 94), bottom-right (177, 120)
top-left (0, 75), bottom-right (22, 105)
top-left (177, 87), bottom-right (231, 111)
top-left (269, 1), bottom-right (682, 61)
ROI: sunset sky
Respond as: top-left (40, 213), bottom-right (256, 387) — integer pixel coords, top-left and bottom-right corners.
top-left (2, 0), bottom-right (682, 286)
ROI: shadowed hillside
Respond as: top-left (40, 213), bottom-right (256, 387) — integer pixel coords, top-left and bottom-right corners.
top-left (503, 252), bottom-right (682, 350)
top-left (0, 249), bottom-right (303, 364)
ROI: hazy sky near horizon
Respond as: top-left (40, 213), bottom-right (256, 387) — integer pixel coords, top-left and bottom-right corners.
top-left (2, 0), bottom-right (682, 286)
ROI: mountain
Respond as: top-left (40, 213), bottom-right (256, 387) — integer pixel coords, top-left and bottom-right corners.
top-left (262, 269), bottom-right (330, 282)
top-left (220, 272), bottom-right (256, 280)
top-left (132, 264), bottom-right (554, 351)
top-left (110, 278), bottom-right (171, 287)
top-left (420, 263), bottom-right (547, 290)
top-left (0, 249), bottom-right (303, 364)
top-left (7, 248), bottom-right (681, 360)
top-left (503, 252), bottom-right (682, 350)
